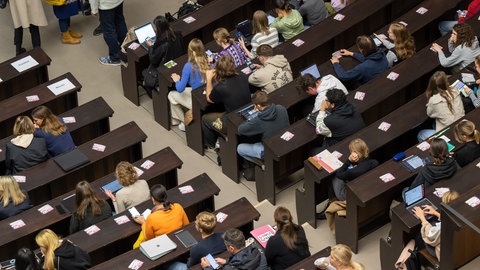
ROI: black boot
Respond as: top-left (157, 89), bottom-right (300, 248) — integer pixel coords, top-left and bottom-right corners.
top-left (14, 27), bottom-right (26, 56)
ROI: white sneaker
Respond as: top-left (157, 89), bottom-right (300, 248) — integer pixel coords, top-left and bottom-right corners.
top-left (178, 122), bottom-right (186, 132)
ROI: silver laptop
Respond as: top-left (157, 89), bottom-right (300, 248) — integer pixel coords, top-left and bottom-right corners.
top-left (139, 234), bottom-right (177, 260)
top-left (300, 64), bottom-right (321, 80)
top-left (405, 184), bottom-right (437, 218)
top-left (134, 23), bottom-right (156, 50)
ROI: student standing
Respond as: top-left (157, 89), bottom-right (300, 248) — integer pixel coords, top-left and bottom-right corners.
top-left (52, 0), bottom-right (83, 44)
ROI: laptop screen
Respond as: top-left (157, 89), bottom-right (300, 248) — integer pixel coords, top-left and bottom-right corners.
top-left (405, 184), bottom-right (424, 206)
top-left (134, 23), bottom-right (156, 44)
top-left (300, 64), bottom-right (321, 80)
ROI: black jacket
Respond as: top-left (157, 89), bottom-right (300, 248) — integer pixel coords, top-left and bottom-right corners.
top-left (69, 202), bottom-right (112, 234)
top-left (453, 140), bottom-right (480, 167)
top-left (265, 226), bottom-right (310, 270)
top-left (323, 102), bottom-right (365, 147)
top-left (410, 157), bottom-right (459, 188)
top-left (44, 240), bottom-right (91, 270)
top-left (336, 157), bottom-right (379, 182)
top-left (0, 192), bottom-right (31, 221)
top-left (5, 137), bottom-right (48, 174)
top-left (204, 245), bottom-right (268, 270)
top-left (148, 31), bottom-right (184, 68)
top-left (238, 104), bottom-right (289, 139)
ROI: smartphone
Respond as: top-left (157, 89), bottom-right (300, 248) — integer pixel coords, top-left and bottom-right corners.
top-left (236, 31), bottom-right (246, 41)
top-left (206, 50), bottom-right (213, 57)
top-left (370, 35), bottom-right (382, 47)
top-left (205, 254), bottom-right (219, 269)
top-left (457, 10), bottom-right (466, 17)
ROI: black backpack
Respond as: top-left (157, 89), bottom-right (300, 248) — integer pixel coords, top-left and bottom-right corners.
top-left (403, 249), bottom-right (422, 270)
top-left (176, 1), bottom-right (202, 19)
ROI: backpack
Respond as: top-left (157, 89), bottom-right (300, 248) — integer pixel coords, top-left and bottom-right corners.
top-left (176, 1), bottom-right (201, 19)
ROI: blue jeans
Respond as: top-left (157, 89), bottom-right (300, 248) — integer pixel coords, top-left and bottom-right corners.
top-left (417, 129), bottom-right (436, 142)
top-left (237, 142), bottom-right (264, 163)
top-left (438, 20), bottom-right (457, 36)
top-left (59, 18), bottom-right (70, 33)
top-left (99, 2), bottom-right (127, 61)
top-left (165, 262), bottom-right (187, 270)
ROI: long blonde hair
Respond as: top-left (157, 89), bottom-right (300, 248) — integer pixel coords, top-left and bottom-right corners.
top-left (187, 38), bottom-right (210, 82)
top-left (252, 10), bottom-right (270, 35)
top-left (213, 28), bottom-right (235, 45)
top-left (35, 229), bottom-right (61, 270)
top-left (330, 244), bottom-right (364, 270)
top-left (0, 176), bottom-right (26, 207)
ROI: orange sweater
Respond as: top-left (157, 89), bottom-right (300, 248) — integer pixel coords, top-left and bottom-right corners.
top-left (142, 203), bottom-right (189, 240)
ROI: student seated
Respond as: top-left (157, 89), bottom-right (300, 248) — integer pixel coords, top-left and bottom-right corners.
top-left (431, 23), bottom-right (480, 73)
top-left (35, 229), bottom-right (91, 270)
top-left (132, 184), bottom-right (189, 249)
top-left (330, 35), bottom-right (388, 89)
top-left (438, 0), bottom-right (480, 36)
top-left (103, 161), bottom-right (150, 213)
top-left (311, 88), bottom-right (365, 154)
top-left (15, 248), bottom-right (42, 270)
top-left (298, 0), bottom-right (329, 26)
top-left (463, 55), bottom-right (480, 108)
top-left (265, 206), bottom-right (310, 269)
top-left (452, 120), bottom-right (480, 167)
top-left (295, 73), bottom-right (347, 113)
top-left (417, 71), bottom-right (464, 142)
top-left (248, 45), bottom-right (293, 94)
top-left (396, 191), bottom-right (460, 268)
top-left (168, 38), bottom-right (210, 131)
top-left (329, 244), bottom-right (365, 270)
top-left (374, 22), bottom-right (416, 67)
top-left (409, 139), bottom-right (459, 189)
top-left (202, 56), bottom-right (251, 151)
top-left (324, 139), bottom-right (378, 231)
top-left (5, 116), bottom-right (48, 174)
top-left (69, 181), bottom-right (112, 234)
top-left (237, 91), bottom-right (289, 181)
top-left (31, 105), bottom-right (75, 157)
top-left (270, 0), bottom-right (304, 40)
top-left (239, 10), bottom-right (279, 59)
top-left (200, 228), bottom-right (268, 270)
top-left (167, 212), bottom-right (227, 270)
top-left (211, 27), bottom-right (248, 68)
top-left (0, 176), bottom-right (31, 221)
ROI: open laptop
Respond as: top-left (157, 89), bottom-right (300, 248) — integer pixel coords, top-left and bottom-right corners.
top-left (134, 23), bottom-right (156, 50)
top-left (236, 20), bottom-right (253, 46)
top-left (306, 110), bottom-right (319, 127)
top-left (238, 104), bottom-right (260, 121)
top-left (405, 184), bottom-right (437, 218)
top-left (53, 148), bottom-right (90, 172)
top-left (140, 234), bottom-right (177, 260)
top-left (300, 64), bottom-right (321, 80)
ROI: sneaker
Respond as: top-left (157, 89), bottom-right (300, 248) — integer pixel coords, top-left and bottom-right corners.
top-left (99, 56), bottom-right (120, 66)
top-left (93, 25), bottom-right (103, 36)
top-left (178, 122), bottom-right (186, 132)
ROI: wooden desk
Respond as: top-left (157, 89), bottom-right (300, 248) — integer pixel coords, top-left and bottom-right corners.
top-left (381, 162), bottom-right (480, 270)
top-left (90, 197), bottom-right (259, 269)
top-left (121, 0), bottom-right (269, 106)
top-left (18, 121), bottom-right (146, 205)
top-left (286, 246), bottom-right (331, 270)
top-left (0, 97), bottom-right (114, 173)
top-left (71, 173), bottom-right (220, 265)
top-left (0, 72), bottom-right (80, 138)
top-left (0, 48), bottom-right (50, 101)
top-left (0, 147), bottom-right (182, 261)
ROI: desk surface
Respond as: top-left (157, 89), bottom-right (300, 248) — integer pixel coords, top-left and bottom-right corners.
top-left (90, 197), bottom-right (259, 269)
top-left (286, 246), bottom-right (331, 270)
top-left (0, 147), bottom-right (182, 261)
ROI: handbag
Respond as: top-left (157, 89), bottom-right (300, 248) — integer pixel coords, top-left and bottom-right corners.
top-left (45, 0), bottom-right (66, 6)
top-left (0, 0), bottom-right (8, 9)
top-left (142, 65), bottom-right (158, 91)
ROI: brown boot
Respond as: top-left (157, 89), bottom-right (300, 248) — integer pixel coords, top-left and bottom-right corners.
top-left (68, 27), bottom-right (83, 38)
top-left (61, 32), bottom-right (81, 44)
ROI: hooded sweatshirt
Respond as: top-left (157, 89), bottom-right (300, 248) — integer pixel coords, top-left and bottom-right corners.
top-left (332, 50), bottom-right (388, 88)
top-left (52, 240), bottom-right (91, 270)
top-left (298, 0), bottom-right (329, 25)
top-left (410, 157), bottom-right (458, 188)
top-left (204, 245), bottom-right (268, 270)
top-left (248, 55), bottom-right (293, 94)
top-left (238, 104), bottom-right (289, 139)
top-left (316, 101), bottom-right (365, 147)
top-left (438, 37), bottom-right (480, 70)
top-left (270, 9), bottom-right (304, 40)
top-left (5, 134), bottom-right (48, 174)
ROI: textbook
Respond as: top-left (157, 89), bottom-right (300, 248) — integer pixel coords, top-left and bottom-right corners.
top-left (250, 225), bottom-right (276, 248)
top-left (308, 150), bottom-right (344, 173)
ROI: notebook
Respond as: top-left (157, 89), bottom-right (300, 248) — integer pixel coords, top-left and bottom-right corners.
top-left (250, 224), bottom-right (276, 248)
top-left (306, 110), bottom-right (319, 127)
top-left (134, 23), bottom-right (156, 50)
top-left (101, 179), bottom-right (124, 194)
top-left (238, 104), bottom-right (260, 121)
top-left (175, 230), bottom-right (198, 248)
top-left (56, 193), bottom-right (76, 214)
top-left (53, 148), bottom-right (90, 172)
top-left (140, 234), bottom-right (177, 260)
top-left (405, 184), bottom-right (437, 218)
top-left (300, 64), bottom-right (321, 80)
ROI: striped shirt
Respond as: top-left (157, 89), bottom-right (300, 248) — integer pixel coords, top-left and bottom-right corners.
top-left (251, 27), bottom-right (279, 58)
